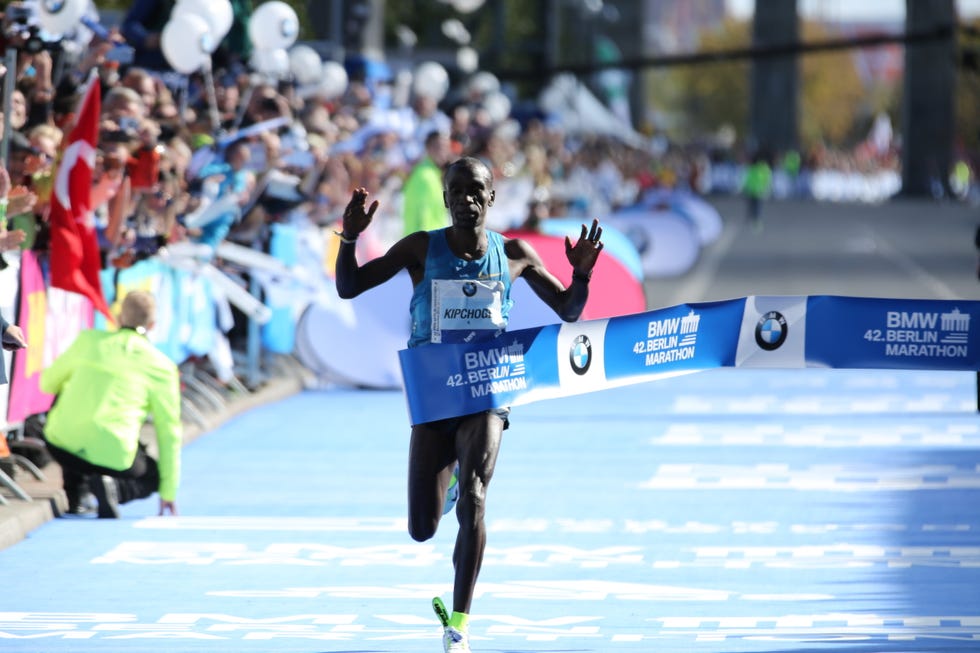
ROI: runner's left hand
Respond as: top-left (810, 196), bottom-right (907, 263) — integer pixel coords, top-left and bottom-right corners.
top-left (565, 218), bottom-right (604, 276)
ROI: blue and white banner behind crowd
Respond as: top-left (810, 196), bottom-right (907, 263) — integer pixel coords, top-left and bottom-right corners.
top-left (400, 296), bottom-right (979, 424)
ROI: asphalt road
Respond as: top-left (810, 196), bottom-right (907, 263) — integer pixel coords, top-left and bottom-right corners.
top-left (649, 196), bottom-right (979, 310)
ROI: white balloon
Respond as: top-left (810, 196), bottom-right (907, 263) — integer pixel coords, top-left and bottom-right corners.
top-left (318, 61), bottom-right (349, 101)
top-left (481, 91), bottom-right (511, 123)
top-left (451, 0), bottom-right (485, 13)
top-left (250, 48), bottom-right (290, 79)
top-left (36, 0), bottom-right (87, 36)
top-left (289, 45), bottom-right (322, 86)
top-left (249, 1), bottom-right (300, 51)
top-left (441, 18), bottom-right (470, 45)
top-left (395, 25), bottom-right (417, 49)
top-left (211, 0), bottom-right (235, 39)
top-left (456, 47), bottom-right (479, 74)
top-left (412, 61), bottom-right (449, 101)
top-left (175, 0), bottom-right (234, 47)
top-left (467, 71), bottom-right (500, 97)
top-left (161, 13), bottom-right (212, 74)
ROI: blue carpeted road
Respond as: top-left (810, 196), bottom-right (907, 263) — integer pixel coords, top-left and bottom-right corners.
top-left (1, 368), bottom-right (979, 652)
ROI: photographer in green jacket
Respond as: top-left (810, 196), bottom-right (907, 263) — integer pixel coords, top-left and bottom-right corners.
top-left (40, 291), bottom-right (182, 518)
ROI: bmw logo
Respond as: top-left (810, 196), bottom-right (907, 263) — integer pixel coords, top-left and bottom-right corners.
top-left (462, 282), bottom-right (477, 297)
top-left (755, 311), bottom-right (788, 351)
top-left (569, 334), bottom-right (592, 375)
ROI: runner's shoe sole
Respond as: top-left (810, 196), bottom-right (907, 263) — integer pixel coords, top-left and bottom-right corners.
top-left (432, 596), bottom-right (450, 627)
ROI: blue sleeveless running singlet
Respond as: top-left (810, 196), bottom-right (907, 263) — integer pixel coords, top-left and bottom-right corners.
top-left (408, 229), bottom-right (513, 348)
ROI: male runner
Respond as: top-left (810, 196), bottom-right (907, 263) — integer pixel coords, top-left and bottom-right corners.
top-left (335, 156), bottom-right (603, 652)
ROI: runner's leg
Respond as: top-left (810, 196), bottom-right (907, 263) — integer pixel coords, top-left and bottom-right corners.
top-left (407, 422), bottom-right (457, 542)
top-left (451, 411), bottom-right (504, 614)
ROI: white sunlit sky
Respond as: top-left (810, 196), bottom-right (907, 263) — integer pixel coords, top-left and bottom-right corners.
top-left (727, 0), bottom-right (980, 21)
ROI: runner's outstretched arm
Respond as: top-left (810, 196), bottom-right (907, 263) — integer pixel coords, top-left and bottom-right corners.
top-left (511, 218), bottom-right (604, 321)
top-left (334, 187), bottom-right (422, 299)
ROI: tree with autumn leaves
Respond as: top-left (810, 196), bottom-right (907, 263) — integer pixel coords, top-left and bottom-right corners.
top-left (645, 18), bottom-right (874, 151)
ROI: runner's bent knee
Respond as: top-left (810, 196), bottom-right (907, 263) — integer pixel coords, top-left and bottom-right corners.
top-left (408, 514), bottom-right (438, 542)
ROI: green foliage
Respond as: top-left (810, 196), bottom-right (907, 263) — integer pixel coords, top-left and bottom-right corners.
top-left (383, 0), bottom-right (460, 49)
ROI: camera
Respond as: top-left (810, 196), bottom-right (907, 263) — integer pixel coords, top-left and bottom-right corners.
top-left (3, 3), bottom-right (61, 54)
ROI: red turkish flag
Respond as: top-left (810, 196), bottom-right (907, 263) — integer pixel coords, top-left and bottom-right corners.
top-left (48, 77), bottom-right (113, 321)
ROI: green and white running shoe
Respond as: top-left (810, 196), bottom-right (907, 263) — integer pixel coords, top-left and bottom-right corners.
top-left (443, 465), bottom-right (459, 515)
top-left (433, 597), bottom-right (469, 652)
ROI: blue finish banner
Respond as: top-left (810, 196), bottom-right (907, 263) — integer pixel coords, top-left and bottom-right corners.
top-left (399, 295), bottom-right (980, 424)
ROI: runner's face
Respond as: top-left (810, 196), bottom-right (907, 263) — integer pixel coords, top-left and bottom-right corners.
top-left (444, 165), bottom-right (494, 229)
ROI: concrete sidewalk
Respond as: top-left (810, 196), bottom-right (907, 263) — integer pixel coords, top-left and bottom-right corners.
top-left (0, 356), bottom-right (313, 551)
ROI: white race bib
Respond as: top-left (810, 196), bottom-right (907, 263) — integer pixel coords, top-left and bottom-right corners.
top-left (430, 279), bottom-right (506, 343)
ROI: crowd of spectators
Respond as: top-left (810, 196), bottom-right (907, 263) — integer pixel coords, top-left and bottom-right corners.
top-left (0, 3), bottom-right (676, 311)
